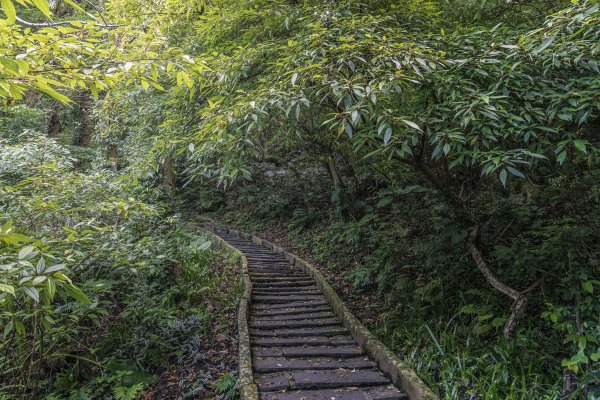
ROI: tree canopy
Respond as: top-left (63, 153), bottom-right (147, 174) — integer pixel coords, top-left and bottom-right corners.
top-left (0, 0), bottom-right (599, 398)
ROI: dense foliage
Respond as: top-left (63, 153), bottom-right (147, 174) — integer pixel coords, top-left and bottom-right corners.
top-left (1, 0), bottom-right (599, 398)
top-left (0, 132), bottom-right (242, 398)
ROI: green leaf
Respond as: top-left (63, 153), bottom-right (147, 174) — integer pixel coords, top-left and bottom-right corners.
top-left (23, 286), bottom-right (40, 302)
top-left (1, 0), bottom-right (16, 24)
top-left (557, 150), bottom-right (567, 165)
top-left (30, 0), bottom-right (51, 18)
top-left (46, 279), bottom-right (56, 301)
top-left (507, 166), bottom-right (525, 178)
top-left (62, 0), bottom-right (90, 16)
top-left (582, 281), bottom-right (593, 293)
top-left (499, 169), bottom-right (507, 186)
top-left (18, 245), bottom-right (35, 260)
top-left (3, 320), bottom-right (13, 336)
top-left (383, 127), bottom-right (392, 145)
top-left (0, 283), bottom-right (15, 296)
top-left (33, 82), bottom-right (72, 104)
top-left (534, 34), bottom-right (556, 53)
top-left (64, 284), bottom-right (91, 304)
top-left (401, 119), bottom-right (421, 131)
top-left (36, 257), bottom-right (45, 273)
top-left (44, 263), bottom-right (66, 273)
top-left (573, 140), bottom-right (587, 154)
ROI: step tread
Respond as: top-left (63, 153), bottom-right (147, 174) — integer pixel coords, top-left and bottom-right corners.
top-left (251, 318), bottom-right (339, 329)
top-left (253, 356), bottom-right (377, 373)
top-left (254, 345), bottom-right (364, 358)
top-left (256, 369), bottom-right (390, 391)
top-left (252, 305), bottom-right (332, 316)
top-left (253, 295), bottom-right (325, 304)
top-left (252, 300), bottom-right (329, 310)
top-left (252, 311), bottom-right (335, 321)
top-left (253, 335), bottom-right (355, 347)
top-left (220, 234), bottom-right (407, 400)
top-left (250, 326), bottom-right (349, 337)
top-left (259, 385), bottom-right (407, 400)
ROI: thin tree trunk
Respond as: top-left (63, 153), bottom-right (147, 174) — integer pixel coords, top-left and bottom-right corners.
top-left (78, 93), bottom-right (93, 147)
top-left (467, 225), bottom-right (528, 339)
top-left (108, 144), bottom-right (118, 172)
top-left (47, 112), bottom-right (62, 137)
top-left (561, 369), bottom-right (578, 400)
top-left (163, 155), bottom-right (175, 202)
top-left (400, 155), bottom-right (538, 340)
top-left (325, 156), bottom-right (344, 190)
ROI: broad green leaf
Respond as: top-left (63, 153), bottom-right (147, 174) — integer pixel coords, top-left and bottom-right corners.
top-left (3, 320), bottom-right (13, 336)
top-left (573, 140), bottom-right (587, 153)
top-left (30, 0), bottom-right (51, 18)
top-left (64, 284), bottom-right (91, 304)
top-left (507, 166), bottom-right (525, 178)
top-left (18, 245), bottom-right (35, 260)
top-left (499, 169), bottom-right (507, 186)
top-left (23, 286), bottom-right (40, 302)
top-left (44, 263), bottom-right (66, 273)
top-left (0, 283), bottom-right (15, 296)
top-left (32, 82), bottom-right (72, 104)
top-left (1, 0), bottom-right (16, 24)
top-left (401, 119), bottom-right (421, 131)
top-left (199, 240), bottom-right (212, 250)
top-left (384, 127), bottom-right (392, 145)
top-left (46, 279), bottom-right (56, 301)
top-left (534, 34), bottom-right (557, 53)
top-left (36, 257), bottom-right (46, 273)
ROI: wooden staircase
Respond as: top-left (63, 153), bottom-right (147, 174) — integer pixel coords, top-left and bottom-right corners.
top-left (217, 231), bottom-right (409, 400)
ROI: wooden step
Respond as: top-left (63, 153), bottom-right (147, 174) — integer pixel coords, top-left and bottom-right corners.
top-left (259, 385), bottom-right (408, 400)
top-left (252, 305), bottom-right (333, 316)
top-left (252, 300), bottom-right (329, 310)
top-left (253, 295), bottom-right (325, 304)
top-left (253, 356), bottom-right (376, 373)
top-left (256, 369), bottom-right (389, 391)
top-left (252, 335), bottom-right (355, 347)
top-left (252, 311), bottom-right (335, 321)
top-left (251, 318), bottom-right (339, 329)
top-left (220, 233), bottom-right (408, 400)
top-left (254, 345), bottom-right (364, 358)
top-left (251, 326), bottom-right (349, 337)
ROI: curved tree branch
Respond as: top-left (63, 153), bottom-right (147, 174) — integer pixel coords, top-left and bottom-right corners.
top-left (467, 224), bottom-right (527, 339)
top-left (0, 7), bottom-right (119, 28)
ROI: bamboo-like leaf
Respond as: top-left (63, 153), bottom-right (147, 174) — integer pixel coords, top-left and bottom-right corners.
top-left (64, 284), bottom-right (91, 304)
top-left (1, 0), bottom-right (16, 24)
top-left (30, 0), bottom-right (50, 18)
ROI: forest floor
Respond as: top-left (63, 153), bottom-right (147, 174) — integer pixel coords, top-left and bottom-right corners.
top-left (143, 245), bottom-right (241, 400)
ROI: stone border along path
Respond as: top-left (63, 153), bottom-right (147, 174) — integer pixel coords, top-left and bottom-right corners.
top-left (205, 225), bottom-right (438, 400)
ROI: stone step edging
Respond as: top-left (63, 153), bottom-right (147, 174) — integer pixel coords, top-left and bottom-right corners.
top-left (202, 228), bottom-right (259, 400)
top-left (213, 225), bottom-right (438, 400)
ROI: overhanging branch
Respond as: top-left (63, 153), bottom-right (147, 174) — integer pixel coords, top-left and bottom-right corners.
top-left (0, 8), bottom-right (119, 28)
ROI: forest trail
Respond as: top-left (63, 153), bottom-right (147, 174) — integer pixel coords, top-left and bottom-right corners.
top-left (216, 231), bottom-right (409, 400)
